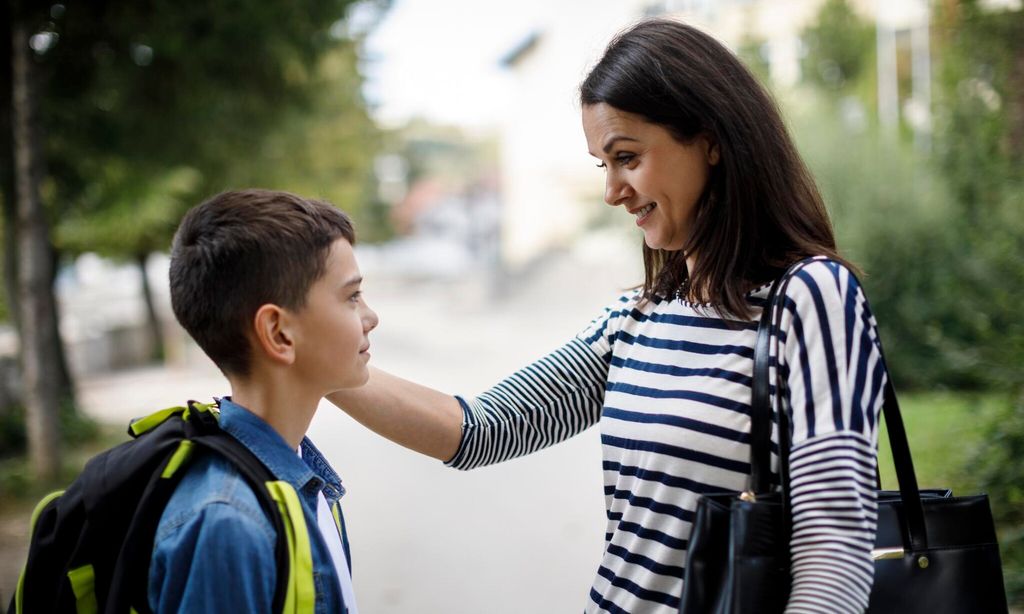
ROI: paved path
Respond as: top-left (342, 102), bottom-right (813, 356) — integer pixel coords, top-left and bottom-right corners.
top-left (69, 237), bottom-right (641, 613)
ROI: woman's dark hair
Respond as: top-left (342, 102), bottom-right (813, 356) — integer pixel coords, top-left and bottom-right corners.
top-left (580, 18), bottom-right (852, 319)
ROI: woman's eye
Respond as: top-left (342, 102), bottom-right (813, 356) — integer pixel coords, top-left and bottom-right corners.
top-left (595, 162), bottom-right (607, 169)
top-left (348, 291), bottom-right (362, 302)
top-left (616, 154), bottom-right (636, 166)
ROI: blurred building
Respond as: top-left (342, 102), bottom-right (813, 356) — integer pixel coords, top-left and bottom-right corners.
top-left (495, 0), bottom-right (937, 268)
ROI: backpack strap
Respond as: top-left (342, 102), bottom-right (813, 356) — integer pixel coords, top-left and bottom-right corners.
top-left (188, 432), bottom-right (309, 614)
top-left (111, 411), bottom-right (299, 614)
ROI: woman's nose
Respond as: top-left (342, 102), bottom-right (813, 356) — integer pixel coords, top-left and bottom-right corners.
top-left (604, 172), bottom-right (632, 206)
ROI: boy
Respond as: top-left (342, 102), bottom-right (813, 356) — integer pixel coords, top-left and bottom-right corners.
top-left (150, 189), bottom-right (377, 613)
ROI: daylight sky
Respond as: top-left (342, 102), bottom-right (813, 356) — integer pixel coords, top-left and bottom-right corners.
top-left (361, 0), bottom-right (549, 129)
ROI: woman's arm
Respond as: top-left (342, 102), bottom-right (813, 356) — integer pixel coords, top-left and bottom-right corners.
top-left (328, 337), bottom-right (610, 467)
top-left (327, 367), bottom-right (464, 461)
top-left (330, 293), bottom-right (628, 467)
top-left (445, 337), bottom-right (607, 470)
top-left (777, 260), bottom-right (887, 614)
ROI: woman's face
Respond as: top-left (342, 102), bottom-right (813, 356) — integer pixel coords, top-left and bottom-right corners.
top-left (582, 103), bottom-right (718, 252)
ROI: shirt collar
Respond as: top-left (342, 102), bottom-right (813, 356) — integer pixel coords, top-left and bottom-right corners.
top-left (217, 397), bottom-right (322, 495)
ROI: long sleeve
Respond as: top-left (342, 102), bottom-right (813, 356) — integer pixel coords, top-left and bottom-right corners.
top-left (445, 337), bottom-right (608, 470)
top-left (776, 259), bottom-right (887, 613)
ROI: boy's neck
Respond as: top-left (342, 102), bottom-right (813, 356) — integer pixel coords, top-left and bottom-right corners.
top-left (228, 373), bottom-right (320, 450)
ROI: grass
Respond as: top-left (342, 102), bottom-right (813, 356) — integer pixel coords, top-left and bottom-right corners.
top-left (878, 390), bottom-right (1022, 608)
top-left (877, 390), bottom-right (1003, 494)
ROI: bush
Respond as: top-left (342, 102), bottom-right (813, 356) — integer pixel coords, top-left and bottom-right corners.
top-left (970, 394), bottom-right (1024, 604)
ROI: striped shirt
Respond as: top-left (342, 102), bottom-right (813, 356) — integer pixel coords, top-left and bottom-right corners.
top-left (446, 258), bottom-right (886, 613)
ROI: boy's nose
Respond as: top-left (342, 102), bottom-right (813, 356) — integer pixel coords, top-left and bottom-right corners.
top-left (363, 308), bottom-right (379, 333)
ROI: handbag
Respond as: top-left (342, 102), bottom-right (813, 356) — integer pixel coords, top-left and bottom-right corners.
top-left (679, 261), bottom-right (1008, 613)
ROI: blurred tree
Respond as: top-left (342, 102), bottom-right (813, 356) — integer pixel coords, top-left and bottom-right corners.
top-left (9, 2), bottom-right (62, 480)
top-left (48, 0), bottom-right (384, 359)
top-left (933, 0), bottom-right (1024, 602)
top-left (215, 39), bottom-right (383, 240)
top-left (800, 0), bottom-right (875, 94)
top-left (3, 0), bottom-right (387, 478)
top-left (737, 32), bottom-right (771, 85)
top-left (798, 0), bottom-right (1024, 602)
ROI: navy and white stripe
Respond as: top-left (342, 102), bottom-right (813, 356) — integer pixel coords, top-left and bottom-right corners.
top-left (447, 258), bottom-right (886, 613)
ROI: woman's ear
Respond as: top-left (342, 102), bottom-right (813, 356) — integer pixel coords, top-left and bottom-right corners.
top-left (705, 137), bottom-right (721, 166)
top-left (252, 304), bottom-right (296, 366)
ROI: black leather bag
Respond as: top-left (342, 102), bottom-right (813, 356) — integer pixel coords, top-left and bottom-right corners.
top-left (679, 263), bottom-right (1009, 613)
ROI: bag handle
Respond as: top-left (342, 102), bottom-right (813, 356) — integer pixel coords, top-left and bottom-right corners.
top-left (750, 258), bottom-right (929, 552)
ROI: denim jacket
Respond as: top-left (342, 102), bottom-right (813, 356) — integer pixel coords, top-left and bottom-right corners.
top-left (148, 398), bottom-right (351, 613)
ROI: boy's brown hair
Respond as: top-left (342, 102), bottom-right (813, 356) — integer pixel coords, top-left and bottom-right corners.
top-left (169, 189), bottom-right (355, 377)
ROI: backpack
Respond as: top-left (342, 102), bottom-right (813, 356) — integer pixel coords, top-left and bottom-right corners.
top-left (8, 400), bottom-right (316, 614)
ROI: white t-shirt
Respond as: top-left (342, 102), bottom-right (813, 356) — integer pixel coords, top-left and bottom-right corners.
top-left (316, 491), bottom-right (359, 614)
top-left (298, 447), bottom-right (359, 613)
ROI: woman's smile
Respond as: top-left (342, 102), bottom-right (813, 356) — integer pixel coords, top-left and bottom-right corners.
top-left (582, 102), bottom-right (717, 251)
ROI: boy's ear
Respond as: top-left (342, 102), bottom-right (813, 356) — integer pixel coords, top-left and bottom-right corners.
top-left (252, 304), bottom-right (296, 366)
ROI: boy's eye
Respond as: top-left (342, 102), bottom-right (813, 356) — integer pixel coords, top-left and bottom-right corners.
top-left (348, 290), bottom-right (362, 302)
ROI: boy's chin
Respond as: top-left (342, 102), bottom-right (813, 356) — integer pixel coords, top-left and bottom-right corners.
top-left (329, 370), bottom-right (371, 392)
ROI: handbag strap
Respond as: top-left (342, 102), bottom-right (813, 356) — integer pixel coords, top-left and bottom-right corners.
top-left (749, 269), bottom-right (784, 494)
top-left (750, 258), bottom-right (930, 552)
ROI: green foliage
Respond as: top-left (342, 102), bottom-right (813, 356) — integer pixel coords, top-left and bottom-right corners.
top-left (216, 40), bottom-right (384, 241)
top-left (876, 392), bottom-right (1022, 606)
top-left (0, 420), bottom-right (122, 507)
top-left (969, 394), bottom-right (1024, 602)
top-left (930, 2), bottom-right (1024, 393)
top-left (800, 0), bottom-right (875, 93)
top-left (876, 392), bottom-right (1006, 492)
top-left (795, 2), bottom-right (1024, 602)
top-left (56, 167), bottom-right (201, 257)
top-left (793, 102), bottom-right (969, 387)
top-left (0, 403), bottom-right (25, 459)
top-left (737, 32), bottom-right (771, 84)
top-left (795, 4), bottom-right (1024, 393)
top-left (0, 399), bottom-right (96, 461)
top-left (29, 0), bottom-right (385, 260)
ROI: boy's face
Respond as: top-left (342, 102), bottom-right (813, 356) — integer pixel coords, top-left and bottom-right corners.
top-left (291, 238), bottom-right (378, 392)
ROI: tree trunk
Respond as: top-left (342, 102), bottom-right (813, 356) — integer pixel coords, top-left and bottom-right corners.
top-left (1, 1), bottom-right (17, 333)
top-left (136, 252), bottom-right (165, 362)
top-left (1, 190), bottom-right (17, 332)
top-left (49, 244), bottom-right (75, 404)
top-left (12, 16), bottom-right (60, 480)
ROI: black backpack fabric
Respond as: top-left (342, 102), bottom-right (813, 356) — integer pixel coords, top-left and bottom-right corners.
top-left (8, 401), bottom-right (291, 614)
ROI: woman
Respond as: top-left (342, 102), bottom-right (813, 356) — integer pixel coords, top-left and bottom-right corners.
top-left (330, 19), bottom-right (886, 613)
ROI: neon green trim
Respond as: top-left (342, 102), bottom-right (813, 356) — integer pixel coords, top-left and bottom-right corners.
top-left (128, 406), bottom-right (186, 437)
top-left (161, 440), bottom-right (195, 479)
top-left (181, 401), bottom-right (219, 424)
top-left (15, 490), bottom-right (64, 614)
top-left (331, 502), bottom-right (343, 536)
top-left (67, 565), bottom-right (98, 614)
top-left (266, 481), bottom-right (316, 613)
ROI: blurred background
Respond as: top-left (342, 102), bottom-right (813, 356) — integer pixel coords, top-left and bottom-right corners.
top-left (1, 0), bottom-right (1022, 610)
